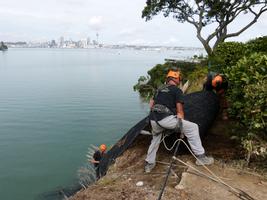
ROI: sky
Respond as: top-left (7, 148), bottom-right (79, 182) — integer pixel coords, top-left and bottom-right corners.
top-left (0, 0), bottom-right (267, 47)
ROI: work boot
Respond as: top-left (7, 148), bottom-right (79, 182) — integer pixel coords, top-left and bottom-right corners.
top-left (144, 162), bottom-right (156, 173)
top-left (195, 154), bottom-right (214, 166)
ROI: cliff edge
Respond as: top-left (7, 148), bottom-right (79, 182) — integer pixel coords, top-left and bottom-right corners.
top-left (71, 120), bottom-right (267, 200)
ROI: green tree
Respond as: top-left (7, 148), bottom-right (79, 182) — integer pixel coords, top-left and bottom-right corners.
top-left (142, 0), bottom-right (267, 56)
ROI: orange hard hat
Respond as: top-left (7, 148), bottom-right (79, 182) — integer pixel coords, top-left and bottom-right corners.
top-left (212, 75), bottom-right (223, 87)
top-left (99, 144), bottom-right (107, 152)
top-left (166, 70), bottom-right (181, 79)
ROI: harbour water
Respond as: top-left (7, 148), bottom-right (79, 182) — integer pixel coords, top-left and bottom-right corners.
top-left (0, 48), bottom-right (204, 200)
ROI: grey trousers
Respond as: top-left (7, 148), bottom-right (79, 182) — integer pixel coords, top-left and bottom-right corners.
top-left (145, 115), bottom-right (205, 164)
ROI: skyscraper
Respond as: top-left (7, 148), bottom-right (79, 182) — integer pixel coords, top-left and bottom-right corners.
top-left (87, 37), bottom-right (91, 46)
top-left (59, 36), bottom-right (64, 48)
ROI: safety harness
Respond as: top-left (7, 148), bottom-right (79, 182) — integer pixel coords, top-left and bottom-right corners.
top-left (150, 84), bottom-right (181, 134)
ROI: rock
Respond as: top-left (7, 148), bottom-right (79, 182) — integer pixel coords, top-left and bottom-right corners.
top-left (136, 181), bottom-right (144, 187)
top-left (259, 181), bottom-right (267, 186)
top-left (175, 184), bottom-right (185, 190)
top-left (175, 172), bottom-right (189, 191)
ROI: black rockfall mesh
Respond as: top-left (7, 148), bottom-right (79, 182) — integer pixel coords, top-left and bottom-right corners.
top-left (99, 91), bottom-right (219, 176)
top-left (99, 116), bottom-right (149, 177)
top-left (41, 91), bottom-right (219, 199)
top-left (184, 91), bottom-right (219, 137)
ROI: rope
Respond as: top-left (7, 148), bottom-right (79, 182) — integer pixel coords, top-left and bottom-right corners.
top-left (149, 120), bottom-right (255, 200)
top-left (171, 139), bottom-right (256, 200)
top-left (157, 139), bottom-right (181, 200)
top-left (162, 134), bottom-right (180, 151)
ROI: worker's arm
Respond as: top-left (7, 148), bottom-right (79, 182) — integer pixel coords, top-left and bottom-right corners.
top-left (149, 99), bottom-right (155, 109)
top-left (176, 102), bottom-right (184, 119)
top-left (90, 159), bottom-right (100, 164)
top-left (91, 151), bottom-right (100, 164)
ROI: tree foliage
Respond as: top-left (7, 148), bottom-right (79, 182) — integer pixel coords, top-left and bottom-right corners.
top-left (209, 41), bottom-right (246, 71)
top-left (142, 0), bottom-right (267, 55)
top-left (246, 36), bottom-right (267, 53)
top-left (208, 36), bottom-right (267, 72)
top-left (133, 61), bottom-right (201, 100)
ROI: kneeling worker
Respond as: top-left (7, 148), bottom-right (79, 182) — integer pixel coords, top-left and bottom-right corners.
top-left (91, 144), bottom-right (107, 179)
top-left (203, 72), bottom-right (229, 120)
top-left (145, 70), bottom-right (214, 173)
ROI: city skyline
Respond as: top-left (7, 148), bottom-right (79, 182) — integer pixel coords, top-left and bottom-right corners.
top-left (0, 0), bottom-right (267, 47)
top-left (5, 35), bottom-right (207, 51)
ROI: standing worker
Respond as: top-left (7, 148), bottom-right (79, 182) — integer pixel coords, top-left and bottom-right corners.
top-left (145, 69), bottom-right (214, 173)
top-left (91, 144), bottom-right (107, 179)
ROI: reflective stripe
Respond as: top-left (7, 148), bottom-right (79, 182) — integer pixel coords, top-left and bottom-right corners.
top-left (151, 104), bottom-right (173, 114)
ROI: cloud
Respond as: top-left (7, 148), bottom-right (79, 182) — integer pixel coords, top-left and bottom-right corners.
top-left (258, 12), bottom-right (267, 27)
top-left (89, 16), bottom-right (104, 31)
top-left (0, 0), bottom-right (265, 45)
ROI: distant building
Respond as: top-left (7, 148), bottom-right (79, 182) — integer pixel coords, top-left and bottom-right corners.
top-left (50, 40), bottom-right (57, 48)
top-left (59, 36), bottom-right (64, 48)
top-left (87, 37), bottom-right (91, 46)
top-left (96, 33), bottom-right (99, 44)
top-left (65, 39), bottom-right (77, 48)
top-left (80, 39), bottom-right (87, 48)
top-left (92, 40), bottom-right (98, 45)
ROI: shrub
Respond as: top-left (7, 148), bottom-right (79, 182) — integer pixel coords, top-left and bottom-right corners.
top-left (225, 53), bottom-right (267, 162)
top-left (209, 42), bottom-right (246, 72)
top-left (186, 66), bottom-right (208, 93)
top-left (245, 36), bottom-right (267, 54)
top-left (133, 61), bottom-right (200, 101)
top-left (208, 36), bottom-right (267, 72)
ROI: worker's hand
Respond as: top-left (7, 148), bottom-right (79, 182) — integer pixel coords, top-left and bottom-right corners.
top-left (91, 160), bottom-right (100, 164)
top-left (177, 113), bottom-right (184, 119)
top-left (149, 99), bottom-right (154, 109)
top-left (179, 132), bottom-right (185, 139)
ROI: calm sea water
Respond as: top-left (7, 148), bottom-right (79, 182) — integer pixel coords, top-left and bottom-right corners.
top-left (0, 48), bottom-right (203, 200)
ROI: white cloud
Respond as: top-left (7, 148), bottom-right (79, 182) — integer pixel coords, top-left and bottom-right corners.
top-left (89, 16), bottom-right (104, 31)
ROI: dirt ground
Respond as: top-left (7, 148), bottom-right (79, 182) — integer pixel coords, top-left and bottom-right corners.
top-left (71, 120), bottom-right (267, 200)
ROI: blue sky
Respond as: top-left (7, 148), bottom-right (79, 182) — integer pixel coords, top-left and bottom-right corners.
top-left (0, 0), bottom-right (266, 47)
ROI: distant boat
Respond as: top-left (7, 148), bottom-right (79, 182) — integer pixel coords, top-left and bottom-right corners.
top-left (0, 41), bottom-right (8, 51)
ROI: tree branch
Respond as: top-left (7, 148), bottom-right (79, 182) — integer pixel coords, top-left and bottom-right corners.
top-left (206, 1), bottom-right (253, 44)
top-left (225, 6), bottom-right (267, 39)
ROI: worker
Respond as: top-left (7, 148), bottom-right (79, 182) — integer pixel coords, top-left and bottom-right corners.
top-left (145, 69), bottom-right (214, 173)
top-left (203, 72), bottom-right (228, 92)
top-left (91, 144), bottom-right (107, 179)
top-left (203, 72), bottom-right (229, 120)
